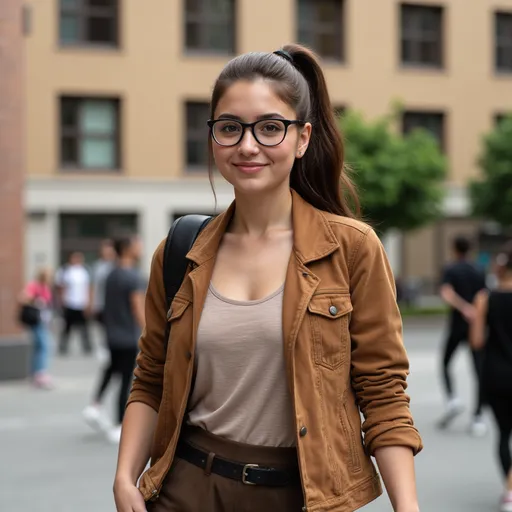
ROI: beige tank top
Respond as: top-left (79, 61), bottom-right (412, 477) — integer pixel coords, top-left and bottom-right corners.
top-left (186, 283), bottom-right (296, 447)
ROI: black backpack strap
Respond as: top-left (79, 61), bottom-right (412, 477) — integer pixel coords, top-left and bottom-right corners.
top-left (163, 214), bottom-right (212, 350)
top-left (163, 214), bottom-right (213, 309)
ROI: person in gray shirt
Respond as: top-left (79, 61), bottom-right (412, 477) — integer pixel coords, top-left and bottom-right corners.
top-left (82, 235), bottom-right (146, 444)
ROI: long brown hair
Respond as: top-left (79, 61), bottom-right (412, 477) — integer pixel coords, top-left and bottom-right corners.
top-left (208, 43), bottom-right (360, 218)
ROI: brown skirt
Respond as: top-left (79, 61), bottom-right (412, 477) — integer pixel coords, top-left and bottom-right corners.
top-left (147, 426), bottom-right (304, 512)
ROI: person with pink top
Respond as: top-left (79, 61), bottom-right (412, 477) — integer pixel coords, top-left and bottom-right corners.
top-left (20, 267), bottom-right (55, 389)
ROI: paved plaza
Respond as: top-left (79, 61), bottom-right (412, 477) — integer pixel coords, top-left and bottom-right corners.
top-left (0, 317), bottom-right (504, 511)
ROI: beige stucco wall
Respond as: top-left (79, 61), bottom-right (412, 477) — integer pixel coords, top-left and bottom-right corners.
top-left (26, 0), bottom-right (512, 184)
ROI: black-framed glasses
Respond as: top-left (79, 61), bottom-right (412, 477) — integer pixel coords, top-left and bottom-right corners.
top-left (207, 118), bottom-right (305, 147)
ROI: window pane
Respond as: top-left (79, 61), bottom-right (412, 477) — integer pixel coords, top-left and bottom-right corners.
top-left (209, 24), bottom-right (233, 52)
top-left (61, 136), bottom-right (78, 164)
top-left (61, 0), bottom-right (80, 8)
top-left (316, 0), bottom-right (339, 23)
top-left (211, 0), bottom-right (233, 17)
top-left (61, 98), bottom-right (79, 127)
top-left (186, 21), bottom-right (201, 49)
top-left (187, 140), bottom-right (208, 166)
top-left (88, 15), bottom-right (115, 43)
top-left (318, 32), bottom-right (339, 59)
top-left (187, 103), bottom-right (209, 129)
top-left (60, 14), bottom-right (80, 42)
top-left (81, 100), bottom-right (116, 135)
top-left (420, 41), bottom-right (437, 64)
top-left (88, 0), bottom-right (116, 7)
top-left (186, 0), bottom-right (202, 15)
top-left (81, 138), bottom-right (116, 168)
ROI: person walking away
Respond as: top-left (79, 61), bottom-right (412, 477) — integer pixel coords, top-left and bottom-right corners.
top-left (82, 239), bottom-right (116, 430)
top-left (113, 44), bottom-right (422, 512)
top-left (99, 235), bottom-right (145, 443)
top-left (471, 245), bottom-right (512, 511)
top-left (438, 235), bottom-right (487, 435)
top-left (55, 251), bottom-right (92, 355)
top-left (19, 267), bottom-right (55, 389)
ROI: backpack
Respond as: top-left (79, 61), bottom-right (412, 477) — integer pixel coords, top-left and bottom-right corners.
top-left (163, 214), bottom-right (213, 351)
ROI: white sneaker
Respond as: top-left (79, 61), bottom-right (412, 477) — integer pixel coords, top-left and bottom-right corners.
top-left (437, 397), bottom-right (464, 429)
top-left (501, 491), bottom-right (512, 512)
top-left (82, 405), bottom-right (110, 432)
top-left (107, 425), bottom-right (122, 444)
top-left (469, 415), bottom-right (488, 437)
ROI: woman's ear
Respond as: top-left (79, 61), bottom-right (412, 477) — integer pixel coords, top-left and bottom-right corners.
top-left (296, 122), bottom-right (312, 159)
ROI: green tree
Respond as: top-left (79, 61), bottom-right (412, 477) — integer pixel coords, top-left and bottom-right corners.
top-left (470, 115), bottom-right (512, 227)
top-left (341, 110), bottom-right (447, 233)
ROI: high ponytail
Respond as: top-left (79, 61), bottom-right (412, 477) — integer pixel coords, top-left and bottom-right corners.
top-left (209, 43), bottom-right (360, 219)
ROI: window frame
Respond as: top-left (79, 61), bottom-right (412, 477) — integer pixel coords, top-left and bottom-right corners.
top-left (400, 3), bottom-right (444, 69)
top-left (495, 11), bottom-right (512, 73)
top-left (184, 0), bottom-right (236, 55)
top-left (58, 0), bottom-right (119, 48)
top-left (402, 110), bottom-right (446, 153)
top-left (185, 101), bottom-right (211, 173)
top-left (59, 95), bottom-right (121, 172)
top-left (297, 0), bottom-right (345, 62)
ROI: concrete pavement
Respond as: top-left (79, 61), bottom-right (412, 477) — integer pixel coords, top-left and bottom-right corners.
top-left (0, 317), bottom-right (504, 511)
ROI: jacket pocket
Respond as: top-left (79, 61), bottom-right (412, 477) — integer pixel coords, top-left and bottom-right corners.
top-left (165, 296), bottom-right (191, 358)
top-left (307, 293), bottom-right (352, 370)
top-left (340, 399), bottom-right (362, 473)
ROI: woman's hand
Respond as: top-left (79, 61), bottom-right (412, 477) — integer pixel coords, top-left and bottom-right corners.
top-left (113, 477), bottom-right (147, 512)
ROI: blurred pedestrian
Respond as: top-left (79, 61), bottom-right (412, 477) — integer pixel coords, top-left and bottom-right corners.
top-left (88, 239), bottom-right (116, 362)
top-left (89, 239), bottom-right (116, 325)
top-left (113, 44), bottom-right (422, 512)
top-left (55, 251), bottom-right (92, 355)
top-left (471, 244), bottom-right (512, 511)
top-left (19, 267), bottom-right (55, 389)
top-left (84, 235), bottom-right (145, 444)
top-left (437, 235), bottom-right (487, 435)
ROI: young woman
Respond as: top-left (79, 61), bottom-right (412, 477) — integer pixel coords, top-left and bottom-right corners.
top-left (19, 267), bottom-right (55, 389)
top-left (113, 44), bottom-right (423, 512)
top-left (471, 245), bottom-right (512, 512)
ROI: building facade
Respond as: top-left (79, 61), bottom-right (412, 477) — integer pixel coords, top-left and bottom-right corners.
top-left (1, 0), bottom-right (28, 379)
top-left (24, 0), bottom-right (512, 285)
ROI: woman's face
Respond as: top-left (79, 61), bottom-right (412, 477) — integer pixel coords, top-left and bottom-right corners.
top-left (211, 79), bottom-right (311, 197)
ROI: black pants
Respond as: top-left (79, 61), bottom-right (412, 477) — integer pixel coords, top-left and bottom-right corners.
top-left (59, 307), bottom-right (92, 354)
top-left (442, 320), bottom-right (485, 417)
top-left (487, 392), bottom-right (512, 477)
top-left (94, 346), bottom-right (138, 424)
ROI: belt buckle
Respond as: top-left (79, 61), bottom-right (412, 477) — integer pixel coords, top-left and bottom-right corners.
top-left (242, 463), bottom-right (259, 485)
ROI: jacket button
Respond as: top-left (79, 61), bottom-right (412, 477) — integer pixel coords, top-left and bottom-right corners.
top-left (299, 426), bottom-right (308, 437)
top-left (166, 308), bottom-right (173, 320)
top-left (329, 305), bottom-right (338, 316)
top-left (186, 351), bottom-right (192, 360)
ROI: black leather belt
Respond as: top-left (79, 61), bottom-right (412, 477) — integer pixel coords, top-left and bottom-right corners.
top-left (175, 441), bottom-right (301, 487)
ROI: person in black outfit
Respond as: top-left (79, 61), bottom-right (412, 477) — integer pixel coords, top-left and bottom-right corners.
top-left (437, 235), bottom-right (487, 435)
top-left (83, 235), bottom-right (146, 444)
top-left (471, 244), bottom-right (512, 512)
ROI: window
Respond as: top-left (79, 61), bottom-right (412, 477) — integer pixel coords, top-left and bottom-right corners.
top-left (186, 102), bottom-right (210, 170)
top-left (496, 12), bottom-right (512, 72)
top-left (60, 97), bottom-right (120, 170)
top-left (185, 0), bottom-right (235, 54)
top-left (59, 0), bottom-right (118, 46)
top-left (298, 0), bottom-right (344, 61)
top-left (401, 4), bottom-right (443, 68)
top-left (403, 111), bottom-right (445, 151)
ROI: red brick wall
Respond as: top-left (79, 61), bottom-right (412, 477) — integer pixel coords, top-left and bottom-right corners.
top-left (0, 0), bottom-right (24, 338)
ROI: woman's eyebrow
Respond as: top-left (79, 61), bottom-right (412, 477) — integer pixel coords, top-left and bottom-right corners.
top-left (216, 112), bottom-right (286, 121)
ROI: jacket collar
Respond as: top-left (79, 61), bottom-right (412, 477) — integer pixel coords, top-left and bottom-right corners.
top-left (186, 188), bottom-right (340, 266)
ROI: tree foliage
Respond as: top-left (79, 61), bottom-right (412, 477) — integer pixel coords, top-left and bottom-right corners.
top-left (470, 115), bottom-right (512, 227)
top-left (341, 110), bottom-right (447, 233)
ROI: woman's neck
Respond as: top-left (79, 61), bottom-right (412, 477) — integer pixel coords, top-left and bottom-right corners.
top-left (230, 186), bottom-right (292, 237)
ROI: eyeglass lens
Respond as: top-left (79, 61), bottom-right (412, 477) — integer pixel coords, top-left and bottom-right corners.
top-left (212, 120), bottom-right (287, 147)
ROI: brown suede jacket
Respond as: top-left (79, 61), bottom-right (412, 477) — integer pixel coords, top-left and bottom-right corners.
top-left (127, 189), bottom-right (423, 512)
